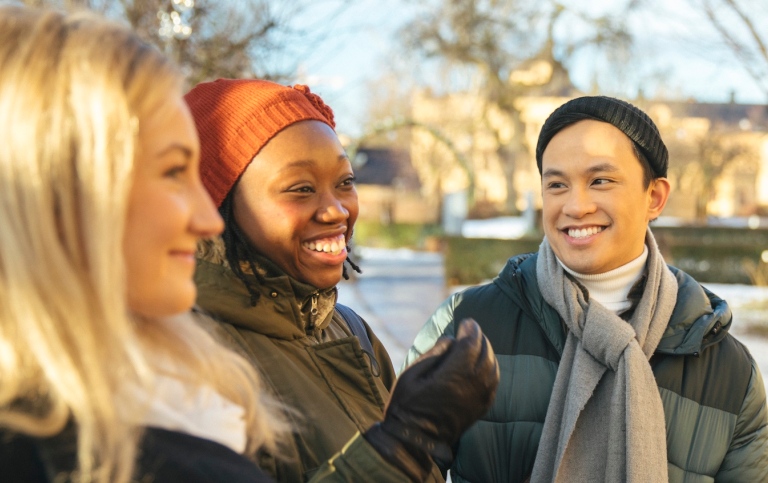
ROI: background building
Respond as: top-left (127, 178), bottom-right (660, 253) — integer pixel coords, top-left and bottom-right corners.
top-left (409, 90), bottom-right (768, 223)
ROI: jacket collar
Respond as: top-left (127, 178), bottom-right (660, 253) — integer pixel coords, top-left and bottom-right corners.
top-left (654, 266), bottom-right (732, 355)
top-left (194, 256), bottom-right (338, 340)
top-left (494, 253), bottom-right (566, 356)
top-left (494, 252), bottom-right (732, 357)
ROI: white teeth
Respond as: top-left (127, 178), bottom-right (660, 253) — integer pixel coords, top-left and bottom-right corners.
top-left (303, 235), bottom-right (346, 255)
top-left (568, 226), bottom-right (604, 238)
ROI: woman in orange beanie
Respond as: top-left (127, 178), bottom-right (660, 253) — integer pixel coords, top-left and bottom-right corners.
top-left (185, 79), bottom-right (499, 482)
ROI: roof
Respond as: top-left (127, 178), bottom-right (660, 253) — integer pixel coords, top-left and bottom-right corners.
top-left (353, 147), bottom-right (422, 190)
top-left (653, 100), bottom-right (768, 130)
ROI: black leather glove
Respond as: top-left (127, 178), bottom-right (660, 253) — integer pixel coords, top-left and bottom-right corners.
top-left (364, 318), bottom-right (499, 481)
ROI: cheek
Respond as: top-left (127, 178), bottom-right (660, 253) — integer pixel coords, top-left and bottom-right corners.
top-left (345, 193), bottom-right (360, 224)
top-left (123, 189), bottom-right (189, 311)
top-left (233, 195), bottom-right (298, 254)
top-left (128, 189), bottom-right (187, 246)
top-left (541, 200), bottom-right (558, 223)
top-left (541, 204), bottom-right (563, 238)
top-left (124, 203), bottom-right (158, 315)
top-left (124, 192), bottom-right (158, 279)
top-left (630, 208), bottom-right (650, 232)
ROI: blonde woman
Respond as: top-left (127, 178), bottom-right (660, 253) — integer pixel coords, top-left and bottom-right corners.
top-left (0, 6), bottom-right (282, 482)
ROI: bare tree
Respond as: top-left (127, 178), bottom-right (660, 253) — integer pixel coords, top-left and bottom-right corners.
top-left (399, 0), bottom-right (638, 214)
top-left (21, 0), bottom-right (351, 86)
top-left (692, 0), bottom-right (768, 100)
top-left (359, 68), bottom-right (418, 151)
top-left (667, 127), bottom-right (756, 220)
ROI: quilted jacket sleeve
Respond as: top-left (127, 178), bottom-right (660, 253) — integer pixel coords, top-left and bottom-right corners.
top-left (400, 294), bottom-right (459, 373)
top-left (308, 433), bottom-right (413, 483)
top-left (714, 358), bottom-right (768, 482)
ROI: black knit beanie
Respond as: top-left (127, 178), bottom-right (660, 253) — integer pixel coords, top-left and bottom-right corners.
top-left (535, 96), bottom-right (668, 178)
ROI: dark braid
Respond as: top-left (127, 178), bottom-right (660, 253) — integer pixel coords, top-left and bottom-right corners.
top-left (219, 192), bottom-right (268, 307)
top-left (342, 245), bottom-right (362, 280)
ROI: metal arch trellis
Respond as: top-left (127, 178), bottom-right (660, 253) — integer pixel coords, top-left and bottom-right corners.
top-left (347, 117), bottom-right (476, 205)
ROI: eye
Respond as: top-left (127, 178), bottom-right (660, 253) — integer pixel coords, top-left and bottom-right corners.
top-left (287, 184), bottom-right (314, 194)
top-left (546, 181), bottom-right (566, 190)
top-left (339, 176), bottom-right (356, 188)
top-left (164, 164), bottom-right (188, 178)
top-left (592, 178), bottom-right (612, 186)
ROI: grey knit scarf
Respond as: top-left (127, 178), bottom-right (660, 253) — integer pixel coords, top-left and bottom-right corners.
top-left (530, 228), bottom-right (677, 483)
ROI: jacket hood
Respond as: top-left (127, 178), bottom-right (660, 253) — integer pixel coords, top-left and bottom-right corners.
top-left (194, 257), bottom-right (337, 340)
top-left (493, 252), bottom-right (732, 357)
top-left (494, 252), bottom-right (535, 302)
top-left (655, 266), bottom-right (732, 355)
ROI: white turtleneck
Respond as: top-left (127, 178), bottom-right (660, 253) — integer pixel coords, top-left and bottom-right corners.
top-left (558, 246), bottom-right (648, 314)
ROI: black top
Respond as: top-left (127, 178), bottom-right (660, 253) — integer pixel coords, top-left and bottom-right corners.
top-left (0, 426), bottom-right (274, 482)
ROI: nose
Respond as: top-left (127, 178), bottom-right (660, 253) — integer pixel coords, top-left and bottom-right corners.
top-left (191, 180), bottom-right (224, 238)
top-left (316, 193), bottom-right (349, 224)
top-left (562, 186), bottom-right (596, 218)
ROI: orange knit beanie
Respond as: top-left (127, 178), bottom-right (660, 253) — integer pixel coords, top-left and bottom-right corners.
top-left (184, 78), bottom-right (336, 207)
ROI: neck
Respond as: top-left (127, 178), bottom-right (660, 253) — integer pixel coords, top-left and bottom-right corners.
top-left (559, 246), bottom-right (648, 313)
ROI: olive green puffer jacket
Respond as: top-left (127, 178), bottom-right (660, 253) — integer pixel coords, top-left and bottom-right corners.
top-left (195, 258), bottom-right (444, 483)
top-left (404, 253), bottom-right (768, 483)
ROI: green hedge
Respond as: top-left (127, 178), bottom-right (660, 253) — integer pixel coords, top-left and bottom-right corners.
top-left (444, 236), bottom-right (542, 286)
top-left (444, 226), bottom-right (768, 286)
top-left (353, 221), bottom-right (443, 249)
top-left (654, 226), bottom-right (768, 284)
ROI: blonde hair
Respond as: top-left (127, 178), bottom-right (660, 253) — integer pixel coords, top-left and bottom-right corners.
top-left (0, 5), bottom-right (285, 482)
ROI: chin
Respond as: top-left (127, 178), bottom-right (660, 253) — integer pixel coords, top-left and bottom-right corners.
top-left (310, 273), bottom-right (343, 290)
top-left (145, 288), bottom-right (196, 319)
top-left (557, 254), bottom-right (595, 274)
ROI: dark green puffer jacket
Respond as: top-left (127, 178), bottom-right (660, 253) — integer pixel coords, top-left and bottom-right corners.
top-left (404, 253), bottom-right (768, 483)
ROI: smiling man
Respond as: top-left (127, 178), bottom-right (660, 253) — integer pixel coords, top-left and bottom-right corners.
top-left (403, 96), bottom-right (768, 483)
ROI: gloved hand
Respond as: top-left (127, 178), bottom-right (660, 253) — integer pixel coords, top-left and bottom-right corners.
top-left (364, 318), bottom-right (499, 481)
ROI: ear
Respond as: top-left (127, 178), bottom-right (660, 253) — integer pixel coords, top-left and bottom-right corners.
top-left (647, 177), bottom-right (671, 220)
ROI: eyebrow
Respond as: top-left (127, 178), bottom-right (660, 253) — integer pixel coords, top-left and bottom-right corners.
top-left (542, 162), bottom-right (619, 178)
top-left (156, 144), bottom-right (193, 160)
top-left (278, 154), bottom-right (351, 172)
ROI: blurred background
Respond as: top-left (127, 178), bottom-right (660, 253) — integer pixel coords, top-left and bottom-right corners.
top-left (19, 0), bottom-right (768, 369)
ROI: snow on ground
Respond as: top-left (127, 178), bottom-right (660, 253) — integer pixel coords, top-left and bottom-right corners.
top-left (702, 283), bottom-right (768, 380)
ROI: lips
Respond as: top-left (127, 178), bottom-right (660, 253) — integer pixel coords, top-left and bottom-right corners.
top-left (169, 247), bottom-right (196, 258)
top-left (302, 234), bottom-right (346, 256)
top-left (566, 226), bottom-right (604, 239)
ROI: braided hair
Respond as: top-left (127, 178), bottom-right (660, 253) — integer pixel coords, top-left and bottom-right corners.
top-left (219, 193), bottom-right (268, 306)
top-left (342, 254), bottom-right (362, 280)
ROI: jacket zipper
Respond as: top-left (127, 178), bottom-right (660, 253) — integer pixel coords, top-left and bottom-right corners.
top-left (307, 292), bottom-right (319, 335)
top-left (512, 265), bottom-right (566, 355)
top-left (512, 269), bottom-right (537, 323)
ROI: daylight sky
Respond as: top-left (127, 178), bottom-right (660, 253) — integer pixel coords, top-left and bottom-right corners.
top-left (289, 0), bottom-right (767, 138)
